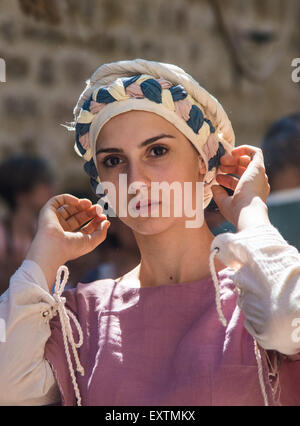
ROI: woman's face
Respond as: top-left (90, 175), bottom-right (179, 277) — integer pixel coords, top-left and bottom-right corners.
top-left (95, 111), bottom-right (204, 235)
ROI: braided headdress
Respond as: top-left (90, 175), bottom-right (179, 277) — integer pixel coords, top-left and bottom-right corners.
top-left (70, 58), bottom-right (235, 208)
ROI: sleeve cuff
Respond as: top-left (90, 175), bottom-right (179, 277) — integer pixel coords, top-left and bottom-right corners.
top-left (11, 260), bottom-right (50, 293)
top-left (211, 223), bottom-right (294, 269)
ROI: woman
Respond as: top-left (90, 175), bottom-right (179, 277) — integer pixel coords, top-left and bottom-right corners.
top-left (1, 59), bottom-right (300, 406)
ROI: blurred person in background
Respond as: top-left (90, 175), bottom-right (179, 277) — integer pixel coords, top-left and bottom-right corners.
top-left (0, 155), bottom-right (55, 294)
top-left (261, 113), bottom-right (300, 250)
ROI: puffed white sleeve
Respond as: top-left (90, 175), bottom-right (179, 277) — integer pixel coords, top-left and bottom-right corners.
top-left (211, 224), bottom-right (300, 355)
top-left (0, 260), bottom-right (61, 405)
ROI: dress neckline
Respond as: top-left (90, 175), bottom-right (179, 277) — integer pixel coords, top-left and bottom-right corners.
top-left (113, 266), bottom-right (234, 290)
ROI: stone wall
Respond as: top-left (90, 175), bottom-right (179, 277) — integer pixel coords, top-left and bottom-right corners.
top-left (0, 0), bottom-right (299, 193)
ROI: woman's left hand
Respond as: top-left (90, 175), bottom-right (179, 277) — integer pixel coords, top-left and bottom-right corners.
top-left (211, 145), bottom-right (271, 231)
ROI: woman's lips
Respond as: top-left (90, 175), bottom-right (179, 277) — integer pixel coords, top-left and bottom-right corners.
top-left (136, 200), bottom-right (160, 210)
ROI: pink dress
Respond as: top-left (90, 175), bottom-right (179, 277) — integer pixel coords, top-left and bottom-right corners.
top-left (44, 267), bottom-right (300, 406)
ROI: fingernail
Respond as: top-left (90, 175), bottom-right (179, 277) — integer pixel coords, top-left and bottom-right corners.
top-left (95, 205), bottom-right (103, 217)
top-left (100, 220), bottom-right (110, 230)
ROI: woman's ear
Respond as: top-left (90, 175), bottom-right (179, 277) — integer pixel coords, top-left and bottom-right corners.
top-left (198, 156), bottom-right (206, 176)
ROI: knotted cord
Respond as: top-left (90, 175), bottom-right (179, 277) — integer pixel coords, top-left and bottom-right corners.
top-left (52, 265), bottom-right (84, 406)
top-left (209, 247), bottom-right (227, 327)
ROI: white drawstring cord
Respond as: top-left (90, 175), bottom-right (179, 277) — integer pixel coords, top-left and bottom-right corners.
top-left (210, 246), bottom-right (269, 406)
top-left (254, 339), bottom-right (269, 406)
top-left (209, 247), bottom-right (227, 327)
top-left (265, 350), bottom-right (281, 404)
top-left (53, 265), bottom-right (85, 406)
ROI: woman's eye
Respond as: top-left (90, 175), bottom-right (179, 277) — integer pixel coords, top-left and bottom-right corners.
top-left (103, 156), bottom-right (122, 167)
top-left (149, 146), bottom-right (168, 157)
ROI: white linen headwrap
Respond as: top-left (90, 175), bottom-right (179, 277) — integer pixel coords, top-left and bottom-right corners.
top-left (71, 58), bottom-right (235, 208)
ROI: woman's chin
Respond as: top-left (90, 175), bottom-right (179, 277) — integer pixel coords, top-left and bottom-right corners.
top-left (118, 215), bottom-right (179, 236)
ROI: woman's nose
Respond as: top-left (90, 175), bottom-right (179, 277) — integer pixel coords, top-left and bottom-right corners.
top-left (127, 163), bottom-right (151, 193)
top-left (128, 181), bottom-right (149, 200)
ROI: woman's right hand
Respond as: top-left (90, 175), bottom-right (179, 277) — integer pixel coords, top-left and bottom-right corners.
top-left (26, 194), bottom-right (110, 290)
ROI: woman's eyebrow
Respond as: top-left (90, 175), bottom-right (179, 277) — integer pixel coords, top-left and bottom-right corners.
top-left (96, 134), bottom-right (175, 156)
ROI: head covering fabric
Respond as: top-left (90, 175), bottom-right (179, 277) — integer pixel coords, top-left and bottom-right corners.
top-left (71, 59), bottom-right (235, 208)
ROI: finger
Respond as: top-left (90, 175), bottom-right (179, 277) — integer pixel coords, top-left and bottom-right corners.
top-left (219, 153), bottom-right (237, 166)
top-left (39, 195), bottom-right (77, 225)
top-left (81, 219), bottom-right (111, 250)
top-left (56, 215), bottom-right (69, 231)
top-left (219, 164), bottom-right (236, 174)
top-left (231, 145), bottom-right (263, 162)
top-left (66, 205), bottom-right (104, 231)
top-left (80, 215), bottom-right (106, 234)
top-left (45, 195), bottom-right (90, 225)
top-left (219, 165), bottom-right (247, 176)
top-left (216, 174), bottom-right (240, 191)
top-left (236, 166), bottom-right (247, 176)
top-left (50, 194), bottom-right (82, 210)
top-left (232, 147), bottom-right (266, 178)
top-left (73, 206), bottom-right (104, 229)
top-left (57, 199), bottom-right (94, 220)
top-left (238, 155), bottom-right (251, 168)
top-left (219, 153), bottom-right (250, 170)
top-left (65, 204), bottom-right (102, 231)
top-left (57, 204), bottom-right (90, 229)
top-left (57, 205), bottom-right (77, 220)
top-left (78, 198), bottom-right (93, 210)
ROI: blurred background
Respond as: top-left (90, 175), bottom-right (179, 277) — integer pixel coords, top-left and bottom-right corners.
top-left (0, 0), bottom-right (299, 293)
